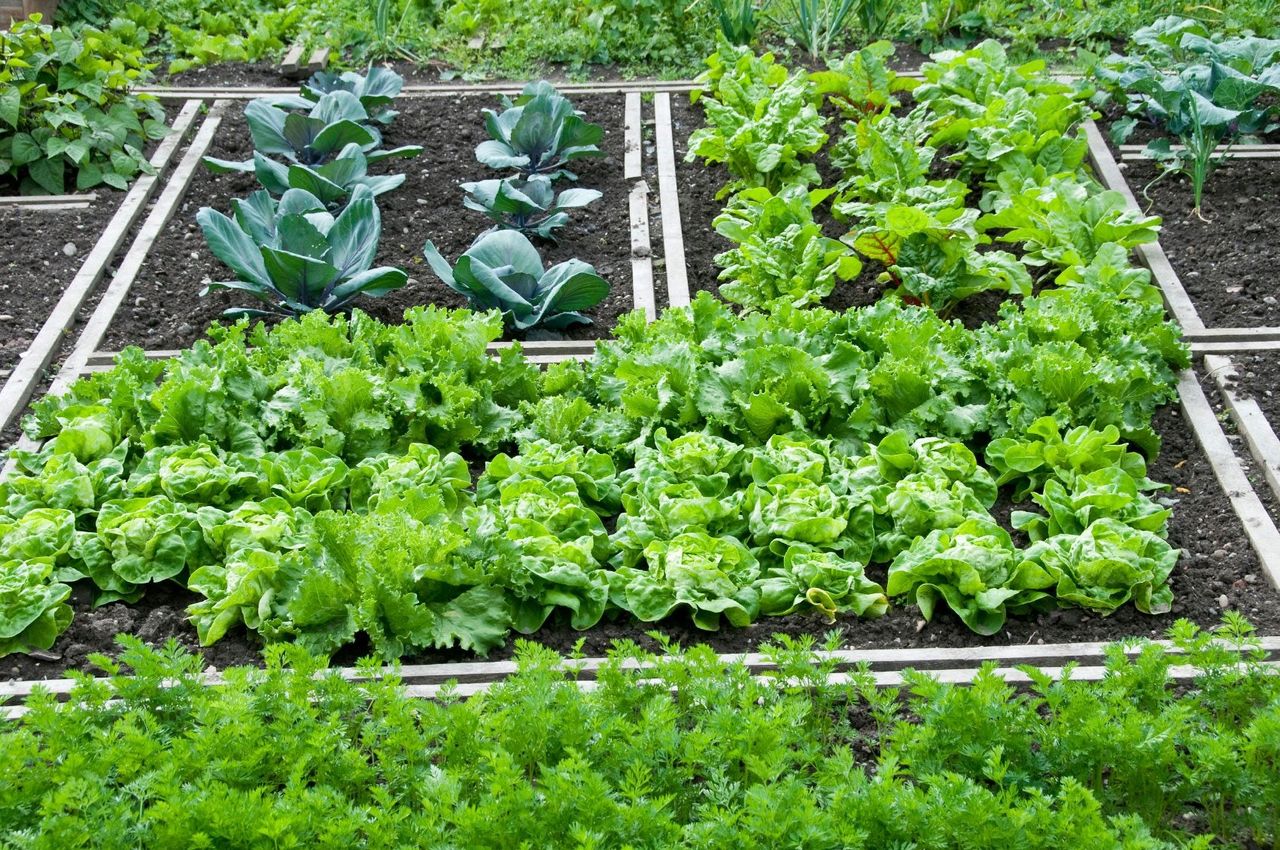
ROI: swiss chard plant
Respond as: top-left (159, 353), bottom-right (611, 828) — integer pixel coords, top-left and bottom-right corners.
top-left (461, 175), bottom-right (602, 240)
top-left (476, 82), bottom-right (605, 180)
top-left (0, 19), bottom-right (167, 194)
top-left (423, 229), bottom-right (611, 330)
top-left (713, 185), bottom-right (863, 310)
top-left (809, 41), bottom-right (917, 120)
top-left (197, 185), bottom-right (408, 317)
top-left (846, 202), bottom-right (1032, 314)
top-left (687, 45), bottom-right (828, 196)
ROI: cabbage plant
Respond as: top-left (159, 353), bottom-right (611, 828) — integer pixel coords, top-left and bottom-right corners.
top-left (423, 230), bottom-right (610, 330)
top-left (476, 82), bottom-right (604, 180)
top-left (461, 176), bottom-right (601, 239)
top-left (197, 186), bottom-right (408, 318)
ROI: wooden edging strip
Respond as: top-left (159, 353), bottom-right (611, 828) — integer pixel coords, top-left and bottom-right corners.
top-left (652, 92), bottom-right (690, 309)
top-left (1082, 120), bottom-right (1205, 333)
top-left (1184, 327), bottom-right (1280, 343)
top-left (1204, 355), bottom-right (1280, 510)
top-left (1191, 340), bottom-right (1280, 354)
top-left (137, 81), bottom-right (708, 100)
top-left (5, 648), bottom-right (1277, 716)
top-left (1178, 368), bottom-right (1280, 589)
top-left (1121, 150), bottom-right (1280, 161)
top-left (624, 92), bottom-right (656, 321)
top-left (0, 193), bottom-right (97, 208)
top-left (0, 100), bottom-right (203, 441)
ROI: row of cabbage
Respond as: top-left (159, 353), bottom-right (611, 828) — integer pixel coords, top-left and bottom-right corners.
top-left (0, 43), bottom-right (1191, 660)
top-left (197, 70), bottom-right (614, 329)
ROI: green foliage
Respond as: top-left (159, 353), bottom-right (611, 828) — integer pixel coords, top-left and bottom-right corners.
top-left (298, 64), bottom-right (406, 125)
top-left (769, 0), bottom-right (858, 61)
top-left (1094, 19), bottom-right (1280, 214)
top-left (713, 184), bottom-right (862, 310)
top-left (423, 229), bottom-right (612, 330)
top-left (461, 175), bottom-right (602, 240)
top-left (698, 0), bottom-right (760, 46)
top-left (476, 81), bottom-right (604, 180)
top-left (810, 40), bottom-right (918, 119)
top-left (687, 43), bottom-right (828, 196)
top-left (888, 517), bottom-right (1053, 634)
top-left (6, 620), bottom-right (1276, 846)
top-left (0, 18), bottom-right (166, 194)
top-left (203, 93), bottom-right (422, 204)
top-left (197, 186), bottom-right (409, 318)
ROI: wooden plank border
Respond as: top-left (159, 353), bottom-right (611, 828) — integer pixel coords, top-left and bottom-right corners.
top-left (0, 193), bottom-right (97, 209)
top-left (1184, 327), bottom-right (1280, 343)
top-left (1082, 120), bottom-right (1205, 332)
top-left (1177, 367), bottom-right (1280, 590)
top-left (625, 92), bottom-right (656, 321)
top-left (137, 81), bottom-right (709, 100)
top-left (5, 637), bottom-right (1277, 715)
top-left (652, 92), bottom-right (690, 308)
top-left (1204, 355), bottom-right (1280, 510)
top-left (1191, 340), bottom-right (1280, 354)
top-left (0, 100), bottom-right (203, 440)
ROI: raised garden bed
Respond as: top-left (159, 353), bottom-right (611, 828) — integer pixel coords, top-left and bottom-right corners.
top-left (99, 95), bottom-right (635, 351)
top-left (0, 204), bottom-right (116, 372)
top-left (6, 399), bottom-right (1276, 683)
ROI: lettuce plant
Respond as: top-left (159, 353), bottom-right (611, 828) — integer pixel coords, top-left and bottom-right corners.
top-left (1022, 519), bottom-right (1177, 616)
top-left (476, 82), bottom-right (604, 180)
top-left (423, 230), bottom-right (610, 330)
top-left (610, 531), bottom-right (761, 630)
top-left (197, 186), bottom-right (408, 318)
top-left (985, 417), bottom-right (1158, 501)
top-left (887, 517), bottom-right (1055, 635)
top-left (461, 175), bottom-right (602, 240)
top-left (755, 547), bottom-right (888, 621)
top-left (0, 508), bottom-right (75, 656)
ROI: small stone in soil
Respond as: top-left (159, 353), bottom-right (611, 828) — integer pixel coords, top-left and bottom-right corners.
top-left (62, 242), bottom-right (77, 256)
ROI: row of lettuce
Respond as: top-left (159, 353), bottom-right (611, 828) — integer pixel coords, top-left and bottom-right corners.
top-left (0, 42), bottom-right (1191, 660)
top-left (3, 619), bottom-right (1277, 847)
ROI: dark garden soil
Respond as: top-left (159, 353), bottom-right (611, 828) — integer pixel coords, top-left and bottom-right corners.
top-left (101, 94), bottom-right (635, 351)
top-left (670, 95), bottom-right (730, 299)
top-left (1227, 350), bottom-right (1280, 431)
top-left (0, 103), bottom-right (186, 370)
top-left (1215, 351), bottom-right (1280, 531)
top-left (1127, 158), bottom-right (1280, 329)
top-left (0, 204), bottom-right (116, 372)
top-left (7, 402), bottom-right (1277, 682)
top-left (159, 61), bottom-right (296, 88)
